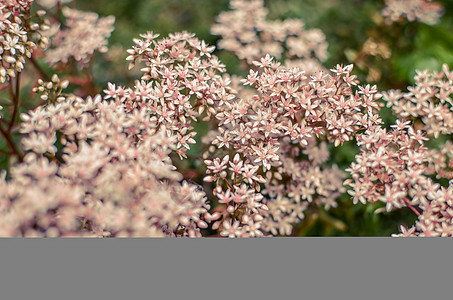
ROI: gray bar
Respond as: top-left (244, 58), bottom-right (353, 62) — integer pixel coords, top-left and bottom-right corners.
top-left (0, 238), bottom-right (450, 300)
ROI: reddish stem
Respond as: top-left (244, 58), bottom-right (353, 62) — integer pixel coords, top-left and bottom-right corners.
top-left (404, 198), bottom-right (421, 216)
top-left (8, 73), bottom-right (21, 134)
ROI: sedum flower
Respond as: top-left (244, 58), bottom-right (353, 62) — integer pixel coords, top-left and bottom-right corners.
top-left (382, 0), bottom-right (443, 25)
top-left (120, 32), bottom-right (233, 158)
top-left (203, 57), bottom-right (380, 235)
top-left (45, 8), bottom-right (115, 66)
top-left (0, 0), bottom-right (44, 82)
top-left (212, 0), bottom-right (327, 74)
top-left (1, 89), bottom-right (214, 237)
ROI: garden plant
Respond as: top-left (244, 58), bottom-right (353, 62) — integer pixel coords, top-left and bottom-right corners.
top-left (1, 0), bottom-right (452, 237)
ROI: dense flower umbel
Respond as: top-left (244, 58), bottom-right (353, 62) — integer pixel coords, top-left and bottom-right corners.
top-left (122, 31), bottom-right (266, 237)
top-left (1, 0), bottom-right (452, 238)
top-left (383, 65), bottom-right (453, 138)
top-left (1, 95), bottom-right (214, 237)
top-left (368, 65), bottom-right (453, 236)
top-left (383, 65), bottom-right (453, 180)
top-left (0, 0), bottom-right (49, 82)
top-left (122, 31), bottom-right (233, 158)
top-left (45, 7), bottom-right (115, 66)
top-left (346, 120), bottom-right (453, 237)
top-left (212, 0), bottom-right (327, 73)
top-left (216, 59), bottom-right (382, 155)
top-left (346, 121), bottom-right (429, 212)
top-left (382, 0), bottom-right (443, 25)
top-left (203, 153), bottom-right (268, 237)
top-left (203, 59), bottom-right (381, 235)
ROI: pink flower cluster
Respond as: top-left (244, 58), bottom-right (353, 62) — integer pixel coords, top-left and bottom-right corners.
top-left (346, 121), bottom-right (429, 211)
top-left (0, 0), bottom-right (48, 82)
top-left (383, 65), bottom-right (453, 138)
top-left (382, 0), bottom-right (443, 25)
top-left (346, 120), bottom-right (453, 237)
top-left (382, 65), bottom-right (453, 182)
top-left (204, 153), bottom-right (267, 237)
top-left (234, 60), bottom-right (382, 149)
top-left (211, 0), bottom-right (327, 73)
top-left (0, 94), bottom-right (214, 237)
top-left (394, 183), bottom-right (453, 237)
top-left (45, 7), bottom-right (115, 66)
top-left (120, 31), bottom-right (233, 159)
top-left (201, 59), bottom-right (382, 236)
top-left (425, 141), bottom-right (453, 180)
top-left (1, 0), bottom-right (453, 238)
